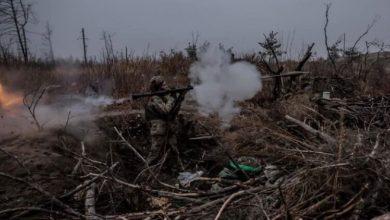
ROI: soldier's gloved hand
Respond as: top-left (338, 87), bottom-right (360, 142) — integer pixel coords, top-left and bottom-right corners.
top-left (169, 92), bottom-right (178, 99)
top-left (177, 91), bottom-right (187, 101)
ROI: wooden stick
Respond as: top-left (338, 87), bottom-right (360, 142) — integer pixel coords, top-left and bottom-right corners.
top-left (106, 185), bottom-right (264, 219)
top-left (59, 143), bottom-right (106, 166)
top-left (188, 135), bottom-right (215, 141)
top-left (95, 173), bottom-right (260, 199)
top-left (285, 115), bottom-right (337, 145)
top-left (369, 134), bottom-right (380, 158)
top-left (85, 182), bottom-right (99, 220)
top-left (301, 195), bottom-right (332, 215)
top-left (214, 190), bottom-right (246, 220)
top-left (0, 172), bottom-right (83, 218)
top-left (114, 126), bottom-right (165, 186)
top-left (0, 147), bottom-right (31, 176)
top-left (114, 126), bottom-right (147, 164)
top-left (61, 162), bottom-right (118, 199)
top-left (71, 141), bottom-right (86, 176)
top-left (0, 206), bottom-right (74, 218)
top-left (278, 182), bottom-right (291, 220)
top-left (261, 71), bottom-right (310, 80)
top-left (313, 183), bottom-right (368, 219)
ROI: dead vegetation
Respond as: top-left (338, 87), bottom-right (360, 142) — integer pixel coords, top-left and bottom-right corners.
top-left (0, 46), bottom-right (389, 219)
top-left (0, 4), bottom-right (390, 219)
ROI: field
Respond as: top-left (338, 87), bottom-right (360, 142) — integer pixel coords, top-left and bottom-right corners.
top-left (0, 42), bottom-right (390, 220)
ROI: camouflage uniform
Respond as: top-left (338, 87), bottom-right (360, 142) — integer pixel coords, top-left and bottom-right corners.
top-left (145, 76), bottom-right (183, 168)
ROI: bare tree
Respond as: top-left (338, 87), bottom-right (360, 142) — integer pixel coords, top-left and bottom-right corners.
top-left (323, 3), bottom-right (338, 74)
top-left (185, 31), bottom-right (199, 60)
top-left (289, 42), bottom-right (315, 87)
top-left (323, 4), bottom-right (378, 76)
top-left (124, 46), bottom-right (129, 62)
top-left (259, 31), bottom-right (314, 97)
top-left (0, 35), bottom-right (13, 65)
top-left (80, 27), bottom-right (88, 64)
top-left (349, 16), bottom-right (379, 54)
top-left (42, 21), bottom-right (54, 64)
top-left (295, 43), bottom-right (315, 72)
top-left (0, 0), bottom-right (32, 63)
top-left (101, 31), bottom-right (116, 66)
top-left (23, 85), bottom-right (47, 130)
top-left (360, 39), bottom-right (390, 81)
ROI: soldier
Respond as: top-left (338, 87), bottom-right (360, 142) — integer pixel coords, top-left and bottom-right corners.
top-left (144, 75), bottom-right (186, 170)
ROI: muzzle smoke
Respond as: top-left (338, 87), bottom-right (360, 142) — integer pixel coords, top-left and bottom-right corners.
top-left (0, 82), bottom-right (115, 140)
top-left (189, 46), bottom-right (262, 124)
top-left (36, 95), bottom-right (115, 124)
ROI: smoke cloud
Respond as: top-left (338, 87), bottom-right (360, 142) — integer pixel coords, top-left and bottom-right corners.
top-left (0, 67), bottom-right (119, 140)
top-left (35, 95), bottom-right (115, 124)
top-left (189, 46), bottom-right (262, 124)
top-left (0, 89), bottom-right (115, 141)
top-left (34, 95), bottom-right (115, 141)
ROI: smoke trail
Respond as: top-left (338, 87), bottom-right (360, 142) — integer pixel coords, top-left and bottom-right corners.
top-left (0, 91), bottom-right (115, 139)
top-left (35, 95), bottom-right (115, 124)
top-left (189, 46), bottom-right (262, 125)
top-left (0, 70), bottom-right (117, 140)
top-left (33, 95), bottom-right (116, 141)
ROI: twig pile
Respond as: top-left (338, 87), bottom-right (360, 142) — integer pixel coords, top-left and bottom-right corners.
top-left (1, 95), bottom-right (389, 219)
top-left (317, 95), bottom-right (390, 129)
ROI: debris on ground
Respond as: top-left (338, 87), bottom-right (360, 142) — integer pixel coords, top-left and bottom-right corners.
top-left (177, 171), bottom-right (204, 187)
top-left (0, 50), bottom-right (389, 219)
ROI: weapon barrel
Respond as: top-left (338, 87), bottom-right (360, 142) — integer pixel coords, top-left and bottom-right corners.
top-left (132, 85), bottom-right (193, 100)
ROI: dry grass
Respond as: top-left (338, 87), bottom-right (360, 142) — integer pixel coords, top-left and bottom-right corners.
top-left (0, 50), bottom-right (389, 219)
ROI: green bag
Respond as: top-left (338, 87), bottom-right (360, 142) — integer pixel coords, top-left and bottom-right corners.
top-left (228, 161), bottom-right (262, 173)
top-left (218, 158), bottom-right (262, 179)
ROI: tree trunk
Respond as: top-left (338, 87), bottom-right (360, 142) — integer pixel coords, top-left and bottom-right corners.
top-left (9, 0), bottom-right (28, 63)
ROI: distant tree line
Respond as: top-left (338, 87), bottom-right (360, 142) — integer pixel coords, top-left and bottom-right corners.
top-left (0, 0), bottom-right (388, 79)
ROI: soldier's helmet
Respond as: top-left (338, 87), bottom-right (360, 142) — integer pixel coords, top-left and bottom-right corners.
top-left (149, 75), bottom-right (167, 92)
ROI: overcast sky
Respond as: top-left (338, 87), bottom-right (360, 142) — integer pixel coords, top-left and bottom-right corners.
top-left (31, 0), bottom-right (390, 59)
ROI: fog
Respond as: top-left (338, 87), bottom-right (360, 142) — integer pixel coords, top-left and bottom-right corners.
top-left (31, 0), bottom-right (390, 59)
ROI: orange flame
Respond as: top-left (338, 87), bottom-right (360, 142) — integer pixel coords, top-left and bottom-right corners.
top-left (0, 83), bottom-right (23, 109)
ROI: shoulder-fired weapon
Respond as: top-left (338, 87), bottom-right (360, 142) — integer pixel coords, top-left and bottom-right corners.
top-left (131, 85), bottom-right (193, 100)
